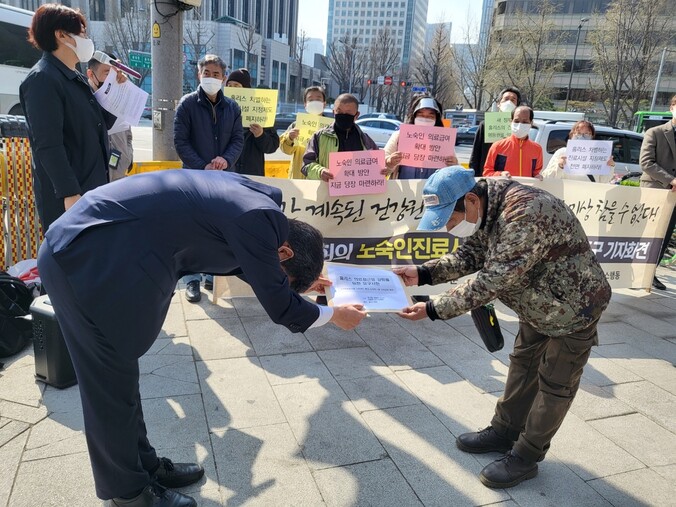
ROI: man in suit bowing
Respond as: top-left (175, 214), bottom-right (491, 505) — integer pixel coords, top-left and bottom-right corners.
top-left (37, 170), bottom-right (367, 507)
top-left (639, 93), bottom-right (676, 291)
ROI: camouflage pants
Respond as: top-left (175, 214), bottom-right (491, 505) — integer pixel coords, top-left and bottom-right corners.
top-left (490, 318), bottom-right (599, 462)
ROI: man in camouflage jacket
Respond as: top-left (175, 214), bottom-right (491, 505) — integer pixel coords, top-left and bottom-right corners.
top-left (395, 166), bottom-right (611, 489)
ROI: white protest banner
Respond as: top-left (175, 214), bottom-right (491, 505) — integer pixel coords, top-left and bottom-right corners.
top-left (565, 140), bottom-right (613, 176)
top-left (213, 177), bottom-right (676, 301)
top-left (93, 70), bottom-right (148, 126)
top-left (397, 124), bottom-right (456, 169)
top-left (295, 113), bottom-right (334, 147)
top-left (222, 88), bottom-right (278, 127)
top-left (326, 264), bottom-right (410, 311)
top-left (484, 112), bottom-right (512, 143)
top-left (328, 150), bottom-right (386, 197)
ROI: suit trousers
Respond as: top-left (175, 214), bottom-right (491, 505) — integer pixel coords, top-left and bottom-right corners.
top-left (37, 242), bottom-right (160, 500)
top-left (658, 204), bottom-right (676, 263)
top-left (490, 318), bottom-right (598, 462)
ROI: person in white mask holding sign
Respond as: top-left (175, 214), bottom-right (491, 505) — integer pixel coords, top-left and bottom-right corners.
top-left (19, 3), bottom-right (115, 230)
top-left (384, 95), bottom-right (458, 179)
top-left (483, 105), bottom-right (543, 180)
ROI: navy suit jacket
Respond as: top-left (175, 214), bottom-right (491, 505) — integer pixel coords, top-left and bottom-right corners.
top-left (44, 170), bottom-right (320, 359)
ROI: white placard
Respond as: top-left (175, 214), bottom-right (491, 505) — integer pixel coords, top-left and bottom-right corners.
top-left (93, 70), bottom-right (149, 127)
top-left (326, 263), bottom-right (410, 312)
top-left (564, 140), bottom-right (613, 176)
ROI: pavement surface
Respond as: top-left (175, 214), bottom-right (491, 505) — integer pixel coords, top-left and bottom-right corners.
top-left (0, 264), bottom-right (675, 506)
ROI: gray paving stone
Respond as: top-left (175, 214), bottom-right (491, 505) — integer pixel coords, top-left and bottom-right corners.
top-left (549, 412), bottom-right (644, 480)
top-left (145, 336), bottom-right (194, 356)
top-left (361, 404), bottom-right (509, 506)
top-left (651, 463), bottom-right (676, 483)
top-left (143, 394), bottom-right (211, 450)
top-left (8, 451), bottom-right (97, 507)
top-left (303, 324), bottom-right (366, 351)
top-left (229, 296), bottom-right (268, 317)
top-left (23, 410), bottom-right (86, 460)
top-left (139, 355), bottom-right (201, 399)
top-left (241, 316), bottom-right (313, 356)
top-left (395, 366), bottom-right (496, 438)
top-left (393, 316), bottom-right (458, 347)
top-left (182, 293), bottom-right (238, 320)
top-left (157, 301), bottom-right (188, 338)
top-left (453, 324), bottom-right (515, 368)
top-left (0, 431), bottom-right (28, 507)
top-left (0, 351), bottom-right (45, 407)
top-left (339, 373), bottom-right (421, 413)
top-left (259, 351), bottom-right (334, 385)
top-left (41, 384), bottom-right (81, 414)
top-left (581, 351), bottom-right (643, 387)
top-left (187, 317), bottom-right (254, 361)
top-left (588, 467), bottom-right (676, 507)
top-left (211, 423), bottom-right (324, 506)
top-left (589, 412), bottom-right (676, 467)
top-left (616, 311), bottom-right (676, 338)
top-left (197, 357), bottom-right (286, 430)
top-left (0, 400), bottom-right (48, 424)
top-left (506, 456), bottom-right (612, 507)
top-left (569, 383), bottom-right (635, 421)
top-left (273, 380), bottom-right (386, 469)
top-left (596, 321), bottom-right (649, 346)
top-left (313, 458), bottom-right (423, 507)
top-left (317, 347), bottom-right (390, 381)
top-left (602, 380), bottom-right (676, 433)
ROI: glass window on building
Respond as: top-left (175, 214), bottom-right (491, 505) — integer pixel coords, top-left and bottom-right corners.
top-left (249, 54), bottom-right (258, 84)
top-left (280, 62), bottom-right (287, 97)
top-left (272, 60), bottom-right (279, 88)
top-left (233, 49), bottom-right (245, 69)
top-left (89, 0), bottom-right (105, 21)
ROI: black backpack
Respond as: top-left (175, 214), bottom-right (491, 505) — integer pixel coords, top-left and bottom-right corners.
top-left (0, 272), bottom-right (34, 358)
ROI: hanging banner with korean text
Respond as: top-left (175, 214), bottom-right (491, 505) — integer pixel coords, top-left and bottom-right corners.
top-left (222, 88), bottom-right (278, 127)
top-left (397, 124), bottom-right (456, 169)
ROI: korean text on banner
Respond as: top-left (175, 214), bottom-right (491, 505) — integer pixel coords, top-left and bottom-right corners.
top-left (484, 112), bottom-right (512, 143)
top-left (223, 88), bottom-right (278, 127)
top-left (93, 70), bottom-right (148, 126)
top-left (328, 150), bottom-right (386, 197)
top-left (565, 140), bottom-right (614, 176)
top-left (398, 124), bottom-right (456, 169)
top-left (295, 113), bottom-right (334, 147)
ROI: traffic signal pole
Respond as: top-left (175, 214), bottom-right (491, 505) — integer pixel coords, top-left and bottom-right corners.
top-left (151, 1), bottom-right (184, 161)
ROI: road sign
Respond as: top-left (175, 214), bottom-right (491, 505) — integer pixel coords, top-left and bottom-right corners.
top-left (384, 75), bottom-right (393, 85)
top-left (412, 86), bottom-right (428, 93)
top-left (377, 75), bottom-right (385, 85)
top-left (129, 50), bottom-right (151, 69)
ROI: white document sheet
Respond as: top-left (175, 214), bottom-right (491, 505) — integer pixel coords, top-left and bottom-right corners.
top-left (93, 71), bottom-right (148, 127)
top-left (326, 263), bottom-right (410, 312)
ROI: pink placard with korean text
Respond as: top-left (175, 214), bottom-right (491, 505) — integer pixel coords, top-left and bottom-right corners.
top-left (328, 150), bottom-right (386, 197)
top-left (397, 124), bottom-right (456, 169)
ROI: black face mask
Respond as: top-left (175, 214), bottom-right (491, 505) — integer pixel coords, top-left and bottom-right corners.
top-left (334, 113), bottom-right (356, 131)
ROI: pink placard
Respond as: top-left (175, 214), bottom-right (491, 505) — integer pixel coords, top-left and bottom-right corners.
top-left (397, 124), bottom-right (457, 169)
top-left (328, 150), bottom-right (386, 197)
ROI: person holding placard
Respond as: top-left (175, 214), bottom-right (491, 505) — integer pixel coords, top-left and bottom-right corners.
top-left (395, 166), bottom-right (611, 489)
top-left (540, 120), bottom-right (615, 183)
top-left (483, 105), bottom-right (543, 179)
top-left (280, 86), bottom-right (328, 179)
top-left (226, 68), bottom-right (280, 177)
top-left (302, 93), bottom-right (379, 181)
top-left (383, 95), bottom-right (458, 179)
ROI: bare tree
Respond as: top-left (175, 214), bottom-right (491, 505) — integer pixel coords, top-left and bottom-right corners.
top-left (365, 27), bottom-right (400, 112)
top-left (491, 0), bottom-right (563, 108)
top-left (104, 6), bottom-right (151, 86)
top-left (322, 33), bottom-right (368, 98)
top-left (414, 23), bottom-right (453, 107)
top-left (589, 0), bottom-right (670, 127)
top-left (183, 9), bottom-right (215, 91)
top-left (294, 29), bottom-right (310, 102)
top-left (236, 23), bottom-right (260, 71)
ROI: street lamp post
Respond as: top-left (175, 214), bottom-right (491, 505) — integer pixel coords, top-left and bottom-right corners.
top-left (564, 17), bottom-right (589, 112)
top-left (650, 47), bottom-right (676, 111)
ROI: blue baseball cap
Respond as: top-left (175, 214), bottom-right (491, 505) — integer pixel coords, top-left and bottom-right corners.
top-left (418, 166), bottom-right (477, 231)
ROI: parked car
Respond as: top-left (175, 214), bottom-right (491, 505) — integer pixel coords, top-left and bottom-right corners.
top-left (455, 125), bottom-right (479, 145)
top-left (274, 113), bottom-right (297, 132)
top-left (354, 118), bottom-right (402, 148)
top-left (529, 120), bottom-right (644, 177)
top-left (358, 112), bottom-right (399, 121)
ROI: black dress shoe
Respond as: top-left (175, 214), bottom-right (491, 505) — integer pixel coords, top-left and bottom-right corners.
top-left (154, 457), bottom-right (205, 489)
top-left (203, 278), bottom-right (213, 291)
top-left (105, 483), bottom-right (196, 506)
top-left (185, 281), bottom-right (201, 303)
top-left (479, 450), bottom-right (538, 488)
top-left (653, 276), bottom-right (667, 291)
top-left (456, 426), bottom-right (514, 454)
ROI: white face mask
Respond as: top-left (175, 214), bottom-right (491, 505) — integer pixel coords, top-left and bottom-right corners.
top-left (200, 77), bottom-right (223, 96)
top-left (449, 203), bottom-right (482, 238)
top-left (64, 33), bottom-right (95, 63)
top-left (499, 100), bottom-right (516, 113)
top-left (414, 117), bottom-right (436, 127)
top-left (305, 100), bottom-right (324, 115)
top-left (572, 133), bottom-right (592, 140)
top-left (511, 122), bottom-right (531, 138)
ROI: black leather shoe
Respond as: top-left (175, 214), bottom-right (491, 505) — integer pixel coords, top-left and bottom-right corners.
top-left (653, 276), bottom-right (667, 291)
top-left (185, 281), bottom-right (201, 303)
top-left (479, 450), bottom-right (538, 488)
top-left (154, 457), bottom-right (205, 489)
top-left (105, 483), bottom-right (196, 506)
top-left (203, 278), bottom-right (213, 291)
top-left (456, 426), bottom-right (514, 454)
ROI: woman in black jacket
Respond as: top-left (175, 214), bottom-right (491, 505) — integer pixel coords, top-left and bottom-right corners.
top-left (19, 4), bottom-right (113, 230)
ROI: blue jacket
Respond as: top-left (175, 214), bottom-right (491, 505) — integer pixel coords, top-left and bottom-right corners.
top-left (40, 170), bottom-right (320, 359)
top-left (173, 87), bottom-right (244, 170)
